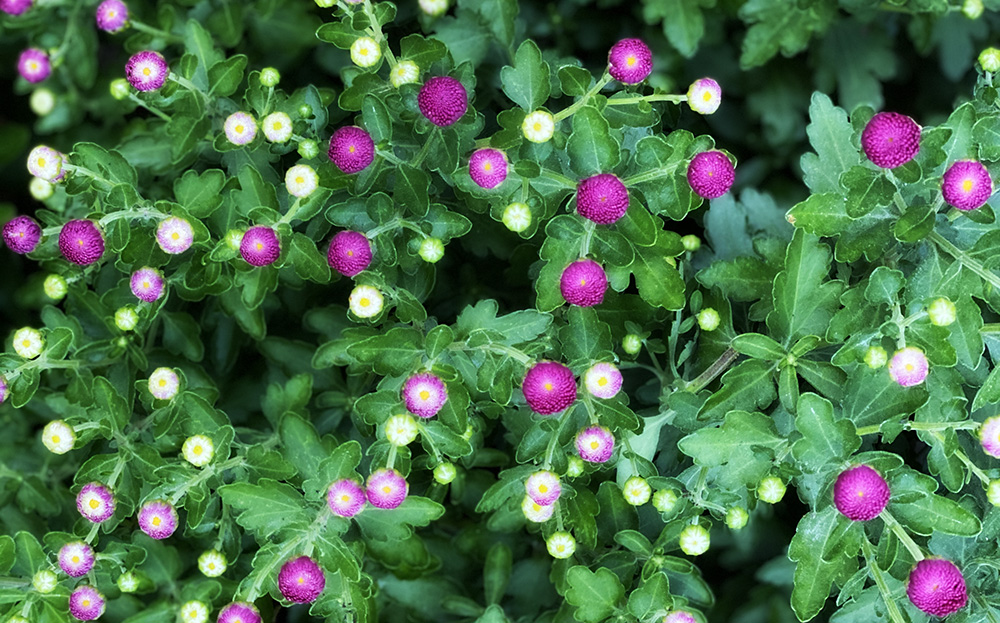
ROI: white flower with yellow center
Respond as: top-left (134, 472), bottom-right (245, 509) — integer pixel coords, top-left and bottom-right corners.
top-left (197, 550), bottom-right (227, 577)
top-left (27, 145), bottom-right (63, 183)
top-left (30, 88), bottom-right (55, 117)
top-left (285, 164), bottom-right (318, 198)
top-left (391, 60), bottom-right (420, 87)
top-left (385, 414), bottom-right (419, 446)
top-left (30, 176), bottom-right (54, 200)
top-left (521, 495), bottom-right (554, 523)
top-left (757, 475), bottom-right (786, 504)
top-left (44, 274), bottom-right (68, 301)
top-left (679, 523), bottom-right (710, 556)
top-left (351, 37), bottom-right (382, 68)
top-left (224, 111), bottom-right (257, 146)
top-left (13, 327), bottom-right (44, 359)
top-left (522, 110), bottom-right (555, 143)
top-left (418, 238), bottom-right (445, 263)
top-left (42, 420), bottom-right (76, 454)
top-left (181, 600), bottom-right (209, 623)
top-left (33, 569), bottom-right (58, 593)
top-left (622, 476), bottom-right (651, 506)
top-left (545, 531), bottom-right (576, 559)
top-left (182, 434), bottom-right (215, 467)
top-left (148, 367), bottom-right (180, 401)
top-left (502, 202), bottom-right (532, 233)
top-left (686, 78), bottom-right (722, 115)
top-left (349, 285), bottom-right (384, 318)
top-left (262, 112), bottom-right (293, 143)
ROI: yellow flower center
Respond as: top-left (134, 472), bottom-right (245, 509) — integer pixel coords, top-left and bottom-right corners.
top-left (361, 48), bottom-right (369, 56)
top-left (962, 179), bottom-right (974, 193)
top-left (857, 490), bottom-right (864, 497)
top-left (382, 485), bottom-right (392, 493)
top-left (419, 390), bottom-right (431, 401)
top-left (89, 499), bottom-right (100, 509)
top-left (171, 232), bottom-right (180, 240)
top-left (397, 428), bottom-right (405, 434)
top-left (29, 61), bottom-right (38, 71)
top-left (905, 363), bottom-right (914, 372)
top-left (22, 339), bottom-right (31, 347)
top-left (143, 67), bottom-right (151, 77)
top-left (38, 157), bottom-right (46, 167)
top-left (255, 242), bottom-right (263, 251)
top-left (341, 494), bottom-right (350, 502)
top-left (108, 9), bottom-right (116, 17)
top-left (484, 162), bottom-right (493, 172)
top-left (274, 122), bottom-right (283, 130)
top-left (78, 238), bottom-right (85, 246)
top-left (626, 55), bottom-right (636, 67)
top-left (194, 445), bottom-right (202, 454)
top-left (557, 545), bottom-right (565, 552)
top-left (347, 250), bottom-right (354, 256)
top-left (360, 297), bottom-right (370, 307)
top-left (209, 563), bottom-right (216, 570)
top-left (159, 379), bottom-right (167, 387)
top-left (295, 176), bottom-right (304, 184)
top-left (703, 91), bottom-right (712, 102)
top-left (349, 145), bottom-right (356, 153)
top-left (72, 555), bottom-right (80, 563)
top-left (83, 600), bottom-right (91, 607)
top-left (544, 382), bottom-right (553, 391)
top-left (534, 123), bottom-right (542, 131)
top-left (143, 280), bottom-right (150, 289)
top-left (538, 484), bottom-right (548, 493)
top-left (235, 124), bottom-right (244, 134)
top-left (590, 441), bottom-right (599, 450)
top-left (52, 435), bottom-right (61, 443)
top-left (579, 278), bottom-right (586, 286)
top-left (598, 377), bottom-right (608, 386)
top-left (298, 577), bottom-right (305, 584)
top-left (152, 516), bottom-right (162, 526)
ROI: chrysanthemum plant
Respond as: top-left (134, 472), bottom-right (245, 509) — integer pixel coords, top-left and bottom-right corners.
top-left (4, 0), bottom-right (1000, 622)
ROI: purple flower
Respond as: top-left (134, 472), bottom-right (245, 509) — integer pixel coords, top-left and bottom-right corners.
top-left (575, 426), bottom-right (615, 463)
top-left (522, 361), bottom-right (577, 415)
top-left (906, 558), bottom-right (967, 617)
top-left (327, 479), bottom-right (366, 517)
top-left (663, 612), bottom-right (697, 623)
top-left (240, 226), bottom-right (280, 266)
top-left (18, 48), bottom-right (51, 83)
top-left (366, 468), bottom-right (408, 509)
top-left (980, 415), bottom-right (1000, 458)
top-left (59, 220), bottom-right (105, 265)
top-left (2, 215), bottom-right (42, 254)
top-left (328, 126), bottom-right (375, 174)
top-left (942, 159), bottom-right (993, 211)
top-left (576, 173), bottom-right (629, 225)
top-left (69, 585), bottom-right (106, 621)
top-left (583, 362), bottom-right (622, 399)
top-left (888, 346), bottom-right (928, 387)
top-left (130, 267), bottom-right (165, 303)
top-left (525, 470), bottom-right (561, 506)
top-left (125, 51), bottom-right (169, 92)
top-left (77, 482), bottom-right (115, 523)
top-left (687, 151), bottom-right (735, 199)
top-left (58, 541), bottom-right (96, 577)
top-left (559, 259), bottom-right (608, 307)
top-left (156, 216), bottom-right (194, 254)
top-left (468, 148), bottom-right (508, 189)
top-left (137, 499), bottom-right (178, 539)
top-left (217, 602), bottom-right (261, 623)
top-left (278, 555), bottom-right (326, 604)
top-left (861, 112), bottom-right (921, 169)
top-left (402, 372), bottom-right (448, 419)
top-left (95, 0), bottom-right (128, 32)
top-left (833, 465), bottom-right (889, 521)
top-left (0, 375), bottom-right (8, 404)
top-left (327, 230), bottom-right (372, 277)
top-left (418, 76), bottom-right (468, 127)
top-left (607, 38), bottom-right (653, 84)
top-left (0, 0), bottom-right (32, 15)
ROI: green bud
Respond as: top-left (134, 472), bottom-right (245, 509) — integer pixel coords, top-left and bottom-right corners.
top-left (259, 67), bottom-right (281, 88)
top-left (864, 345), bottom-right (888, 369)
top-left (725, 506), bottom-right (749, 530)
top-left (225, 229), bottom-right (244, 252)
top-left (963, 0), bottom-right (984, 19)
top-left (622, 334), bottom-right (642, 355)
top-left (30, 88), bottom-right (55, 116)
top-left (29, 176), bottom-right (54, 200)
top-left (43, 274), bottom-right (68, 301)
top-left (565, 455), bottom-right (585, 478)
top-left (32, 569), bottom-right (58, 593)
top-left (980, 47), bottom-right (1000, 73)
top-left (117, 570), bottom-right (140, 593)
top-left (315, 0), bottom-right (335, 6)
top-left (502, 202), bottom-right (532, 233)
top-left (678, 523), bottom-right (710, 556)
top-left (697, 308), bottom-right (720, 332)
top-left (298, 103), bottom-right (313, 118)
top-left (298, 139), bottom-right (320, 160)
top-left (433, 462), bottom-right (457, 484)
top-left (927, 297), bottom-right (957, 327)
top-left (622, 476), bottom-right (652, 506)
top-left (681, 234), bottom-right (701, 252)
top-left (115, 306), bottom-right (139, 332)
top-left (757, 475), bottom-right (786, 504)
top-left (988, 479), bottom-right (1000, 507)
top-left (652, 488), bottom-right (679, 513)
top-left (418, 237), bottom-right (445, 263)
top-left (110, 78), bottom-right (131, 101)
top-left (462, 424), bottom-right (475, 440)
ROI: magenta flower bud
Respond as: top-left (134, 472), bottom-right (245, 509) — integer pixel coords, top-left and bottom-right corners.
top-left (559, 259), bottom-right (608, 307)
top-left (906, 558), bottom-right (968, 617)
top-left (0, 375), bottom-right (8, 404)
top-left (125, 50), bottom-right (169, 92)
top-left (327, 479), bottom-right (366, 517)
top-left (468, 148), bottom-right (508, 189)
top-left (575, 425), bottom-right (615, 463)
top-left (663, 612), bottom-right (697, 623)
top-left (888, 346), bottom-right (928, 387)
top-left (861, 112), bottom-right (921, 169)
top-left (240, 226), bottom-right (280, 266)
top-left (576, 173), bottom-right (629, 225)
top-left (418, 76), bottom-right (468, 127)
top-left (156, 216), bottom-right (194, 254)
top-left (2, 215), bottom-right (42, 254)
top-left (137, 499), bottom-right (178, 539)
top-left (327, 230), bottom-right (373, 277)
top-left (522, 361), bottom-right (577, 415)
top-left (0, 0), bottom-right (32, 15)
top-left (95, 0), bottom-right (128, 32)
top-left (77, 482), bottom-right (115, 523)
top-left (584, 362), bottom-right (622, 399)
top-left (833, 465), bottom-right (889, 521)
top-left (607, 38), bottom-right (653, 84)
top-left (58, 541), bottom-right (96, 577)
top-left (525, 470), bottom-right (561, 505)
top-left (687, 150), bottom-right (735, 199)
top-left (979, 415), bottom-right (1000, 458)
top-left (69, 585), bottom-right (106, 621)
top-left (130, 266), bottom-right (165, 303)
top-left (18, 48), bottom-right (51, 83)
top-left (366, 468), bottom-right (408, 509)
top-left (278, 555), bottom-right (326, 604)
top-left (217, 602), bottom-right (261, 623)
top-left (59, 220), bottom-right (105, 265)
top-left (328, 126), bottom-right (375, 174)
top-left (942, 159), bottom-right (993, 211)
top-left (402, 372), bottom-right (448, 418)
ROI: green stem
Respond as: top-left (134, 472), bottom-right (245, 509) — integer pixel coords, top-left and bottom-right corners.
top-left (130, 20), bottom-right (183, 43)
top-left (450, 342), bottom-right (533, 366)
top-left (245, 507), bottom-right (330, 602)
top-left (927, 430), bottom-right (991, 485)
top-left (61, 163), bottom-right (114, 189)
top-left (539, 168), bottom-right (577, 189)
top-left (385, 444), bottom-right (397, 470)
top-left (84, 522), bottom-right (101, 545)
top-left (554, 73), bottom-right (612, 122)
top-left (604, 93), bottom-right (686, 107)
top-left (622, 161), bottom-right (682, 186)
top-left (366, 219), bottom-right (401, 239)
top-left (362, 0), bottom-right (397, 66)
top-left (928, 230), bottom-right (1000, 291)
top-left (127, 93), bottom-right (172, 122)
top-left (891, 190), bottom-right (907, 214)
top-left (580, 220), bottom-right (595, 258)
top-left (685, 347), bottom-right (738, 393)
top-left (376, 147), bottom-right (406, 167)
top-left (879, 508), bottom-right (925, 562)
top-left (167, 74), bottom-right (210, 103)
top-left (168, 456), bottom-right (245, 505)
top-left (278, 198), bottom-right (302, 225)
top-left (861, 538), bottom-right (909, 623)
top-left (411, 129), bottom-right (437, 168)
top-left (399, 220), bottom-right (429, 240)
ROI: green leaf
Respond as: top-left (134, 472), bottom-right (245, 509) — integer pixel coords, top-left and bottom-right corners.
top-left (614, 530), bottom-right (653, 557)
top-left (346, 327), bottom-right (424, 376)
top-left (208, 54), bottom-right (247, 97)
top-left (697, 359), bottom-right (778, 423)
top-left (303, 440), bottom-right (364, 501)
top-left (842, 367), bottom-right (929, 429)
top-left (316, 21), bottom-right (364, 48)
top-left (731, 333), bottom-right (786, 360)
top-left (558, 65), bottom-right (592, 97)
top-left (841, 166), bottom-right (894, 218)
top-left (864, 267), bottom-right (904, 305)
top-left (679, 410), bottom-right (785, 488)
top-left (567, 105), bottom-right (621, 176)
top-left (565, 566), bottom-right (625, 623)
top-left (394, 165), bottom-right (431, 217)
top-left (792, 393), bottom-right (860, 472)
top-left (892, 494), bottom-right (982, 537)
top-left (279, 411), bottom-right (326, 478)
top-left (483, 543), bottom-right (513, 605)
top-left (362, 95), bottom-right (393, 144)
top-left (814, 20), bottom-right (896, 110)
top-left (973, 363), bottom-right (1000, 411)
top-left (632, 132), bottom-right (710, 220)
top-left (399, 34), bottom-right (448, 67)
top-left (0, 535), bottom-right (14, 574)
top-left (627, 573), bottom-right (672, 620)
top-left (697, 256), bottom-right (777, 302)
top-left (768, 229), bottom-right (843, 345)
top-left (799, 92), bottom-right (858, 195)
top-left (289, 233), bottom-right (331, 282)
top-left (787, 193), bottom-right (851, 237)
top-left (973, 113), bottom-right (1000, 161)
top-left (644, 0), bottom-right (704, 58)
top-left (93, 376), bottom-right (130, 431)
top-left (739, 0), bottom-right (835, 69)
top-left (161, 311), bottom-right (205, 362)
top-left (894, 202), bottom-right (936, 243)
top-left (618, 231), bottom-right (685, 311)
top-left (72, 143), bottom-right (138, 187)
top-left (218, 480), bottom-right (313, 540)
top-left (500, 40), bottom-right (550, 111)
top-left (184, 19), bottom-right (223, 86)
top-left (355, 496), bottom-right (445, 541)
top-left (560, 306), bottom-right (614, 369)
top-left (788, 507), bottom-right (851, 621)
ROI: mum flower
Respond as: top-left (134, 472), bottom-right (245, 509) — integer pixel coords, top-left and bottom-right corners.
top-left (59, 541), bottom-right (96, 577)
top-left (469, 148), bottom-right (508, 189)
top-left (69, 585), bottom-right (106, 621)
top-left (327, 230), bottom-right (373, 277)
top-left (607, 38), bottom-right (653, 84)
top-left (906, 558), bottom-right (968, 617)
top-left (350, 36), bottom-right (381, 68)
top-left (653, 489), bottom-right (679, 513)
top-left (980, 415), bottom-right (1000, 458)
top-left (180, 601), bottom-right (209, 623)
top-left (623, 476), bottom-right (652, 506)
top-left (418, 76), bottom-right (468, 126)
top-left (687, 151), bottom-right (735, 199)
top-left (182, 434), bottom-right (215, 467)
top-left (525, 470), bottom-right (561, 506)
top-left (927, 297), bottom-right (957, 327)
top-left (224, 111), bottom-right (257, 145)
top-left (18, 48), bottom-right (50, 84)
top-left (327, 479), bottom-right (366, 517)
top-left (888, 346), bottom-right (929, 387)
top-left (757, 475), bottom-right (786, 503)
top-left (125, 51), bottom-right (168, 91)
top-left (366, 468), bottom-right (408, 509)
top-left (522, 361), bottom-right (577, 415)
top-left (285, 164), bottom-right (319, 197)
top-left (96, 0), bottom-right (128, 32)
top-left (833, 465), bottom-right (890, 521)
top-left (115, 306), bottom-right (139, 331)
top-left (262, 111), bottom-right (293, 143)
top-left (726, 506), bottom-right (749, 530)
top-left (433, 462), bottom-right (457, 484)
top-left (502, 202), bottom-right (532, 232)
top-left (576, 173), bottom-right (629, 224)
top-left (13, 327), bottom-right (44, 359)
top-left (278, 556), bottom-right (326, 604)
top-left (521, 495), bottom-right (555, 522)
top-left (522, 110), bottom-right (555, 143)
top-left (546, 531), bottom-right (576, 559)
top-left (27, 145), bottom-right (65, 183)
top-left (2, 215), bottom-right (42, 254)
top-left (349, 284), bottom-right (384, 318)
top-left (679, 523), bottom-right (710, 556)
top-left (575, 425), bottom-right (615, 463)
top-left (0, 376), bottom-right (7, 405)
top-left (328, 126), bottom-right (375, 174)
top-left (130, 266), bottom-right (165, 303)
top-left (148, 367), bottom-right (180, 400)
top-left (138, 499), bottom-right (178, 539)
top-left (240, 226), bottom-right (281, 266)
top-left (32, 569), bottom-right (57, 593)
top-left (197, 549), bottom-right (226, 577)
top-left (687, 78), bottom-right (722, 115)
top-left (560, 259), bottom-right (608, 307)
top-left (664, 611), bottom-right (697, 623)
top-left (42, 420), bottom-right (76, 454)
top-left (156, 216), bottom-right (194, 254)
top-left (403, 372), bottom-right (448, 418)
top-left (385, 413), bottom-right (419, 446)
top-left (941, 159), bottom-right (993, 211)
top-left (418, 238), bottom-right (445, 263)
top-left (419, 0), bottom-right (448, 15)
top-left (861, 111), bottom-right (921, 169)
top-left (44, 274), bottom-right (67, 300)
top-left (218, 602), bottom-right (261, 623)
top-left (584, 362), bottom-right (623, 399)
top-left (76, 482), bottom-right (115, 523)
top-left (390, 60), bottom-right (420, 87)
top-left (58, 219), bottom-right (105, 265)
top-left (0, 0), bottom-right (32, 15)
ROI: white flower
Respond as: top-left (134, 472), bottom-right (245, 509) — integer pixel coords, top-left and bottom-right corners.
top-left (988, 480), bottom-right (1000, 507)
top-left (521, 495), bottom-right (554, 523)
top-left (262, 112), bottom-right (293, 143)
top-left (43, 274), bottom-right (68, 301)
top-left (545, 531), bottom-right (576, 559)
top-left (757, 475), bottom-right (786, 504)
top-left (115, 306), bottom-right (139, 331)
top-left (30, 88), bottom-right (55, 116)
top-left (27, 146), bottom-right (63, 182)
top-left (42, 420), bottom-right (76, 454)
top-left (224, 112), bottom-right (257, 146)
top-left (390, 60), bottom-right (420, 87)
top-left (349, 285), bottom-right (384, 318)
top-left (679, 524), bottom-right (710, 556)
top-left (32, 569), bottom-right (58, 593)
top-left (13, 327), bottom-right (44, 359)
top-left (285, 164), bottom-right (319, 198)
top-left (502, 202), bottom-right (532, 233)
top-left (686, 78), bottom-right (722, 115)
top-left (522, 110), bottom-right (555, 143)
top-left (419, 0), bottom-right (448, 17)
top-left (584, 362), bottom-right (622, 399)
top-left (198, 550), bottom-right (227, 577)
top-left (182, 435), bottom-right (215, 467)
top-left (433, 462), bottom-right (457, 484)
top-left (418, 238), bottom-right (444, 263)
top-left (622, 476), bottom-right (651, 506)
top-left (148, 367), bottom-right (180, 401)
top-left (30, 177), bottom-right (54, 200)
top-left (622, 334), bottom-right (642, 355)
top-left (351, 37), bottom-right (382, 68)
top-left (726, 506), bottom-right (749, 530)
top-left (181, 600), bottom-right (209, 623)
top-left (385, 414), bottom-right (419, 446)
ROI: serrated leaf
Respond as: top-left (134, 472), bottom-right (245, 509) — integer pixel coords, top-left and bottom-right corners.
top-left (841, 166), bottom-right (894, 218)
top-left (768, 230), bottom-right (843, 345)
top-left (218, 480), bottom-right (313, 540)
top-left (799, 92), bottom-right (859, 195)
top-left (567, 105), bottom-right (620, 176)
top-left (792, 393), bottom-right (860, 472)
top-left (500, 39), bottom-right (550, 111)
top-left (739, 0), bottom-right (835, 69)
top-left (565, 566), bottom-right (625, 623)
top-left (679, 409), bottom-right (785, 488)
top-left (788, 507), bottom-right (851, 621)
top-left (346, 327), bottom-right (424, 376)
top-left (697, 359), bottom-right (778, 423)
top-left (787, 193), bottom-right (850, 237)
top-left (731, 333), bottom-right (786, 360)
top-left (697, 256), bottom-right (777, 302)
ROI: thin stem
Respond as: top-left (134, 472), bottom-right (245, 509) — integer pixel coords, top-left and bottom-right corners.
top-left (362, 0), bottom-right (397, 66)
top-left (399, 220), bottom-right (429, 240)
top-left (622, 162), bottom-right (682, 187)
top-left (366, 219), bottom-right (401, 239)
top-left (411, 129), bottom-right (437, 168)
top-left (927, 430), bottom-right (991, 485)
top-left (539, 168), bottom-right (577, 189)
top-left (376, 147), bottom-right (406, 167)
top-left (928, 230), bottom-right (1000, 291)
top-left (554, 73), bottom-right (612, 123)
top-left (891, 190), bottom-right (907, 214)
top-left (385, 444), bottom-right (397, 470)
top-left (127, 93), bottom-right (172, 122)
top-left (130, 20), bottom-right (183, 43)
top-left (61, 163), bottom-right (114, 189)
top-left (168, 74), bottom-right (211, 103)
top-left (168, 456), bottom-right (246, 505)
top-left (245, 507), bottom-right (330, 602)
top-left (879, 508), bottom-right (924, 562)
top-left (450, 341), bottom-right (533, 366)
top-left (861, 538), bottom-right (909, 623)
top-left (278, 198), bottom-right (302, 225)
top-left (84, 522), bottom-right (101, 545)
top-left (685, 347), bottom-right (738, 393)
top-left (604, 93), bottom-right (686, 107)
top-left (580, 220), bottom-right (595, 257)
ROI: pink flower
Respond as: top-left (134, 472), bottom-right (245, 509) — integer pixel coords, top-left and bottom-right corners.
top-left (156, 216), bottom-right (194, 254)
top-left (327, 230), bottom-right (372, 277)
top-left (687, 151), bottom-right (735, 199)
top-left (583, 362), bottom-right (622, 399)
top-left (418, 76), bottom-right (468, 127)
top-left (888, 346), bottom-right (928, 387)
top-left (607, 38), bottom-right (652, 84)
top-left (469, 148), bottom-right (508, 189)
top-left (76, 482), bottom-right (115, 523)
top-left (130, 267), bottom-right (165, 303)
top-left (366, 468), bottom-right (408, 509)
top-left (525, 470), bottom-right (561, 506)
top-left (2, 215), bottom-right (42, 254)
top-left (18, 48), bottom-right (50, 83)
top-left (69, 585), bottom-right (106, 621)
top-left (833, 465), bottom-right (889, 521)
top-left (240, 226), bottom-right (280, 266)
top-left (217, 602), bottom-right (261, 623)
top-left (402, 372), bottom-right (448, 419)
top-left (327, 479), bottom-right (366, 517)
top-left (522, 361), bottom-right (577, 415)
top-left (575, 426), bottom-right (615, 463)
top-left (663, 612), bottom-right (697, 623)
top-left (942, 159), bottom-right (993, 211)
top-left (96, 0), bottom-right (128, 32)
top-left (125, 50), bottom-right (169, 92)
top-left (559, 259), bottom-right (608, 307)
top-left (278, 555), bottom-right (326, 604)
top-left (0, 375), bottom-right (8, 404)
top-left (0, 0), bottom-right (32, 15)
top-left (58, 541), bottom-right (95, 577)
top-left (861, 112), bottom-right (921, 169)
top-left (979, 415), bottom-right (1000, 458)
top-left (906, 558), bottom-right (967, 617)
top-left (137, 499), bottom-right (178, 539)
top-left (576, 173), bottom-right (629, 225)
top-left (328, 126), bottom-right (375, 174)
top-left (59, 220), bottom-right (105, 265)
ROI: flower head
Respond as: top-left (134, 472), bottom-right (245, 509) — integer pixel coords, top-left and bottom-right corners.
top-left (402, 372), bottom-right (448, 418)
top-left (298, 139), bottom-right (320, 159)
top-left (833, 465), bottom-right (890, 521)
top-left (418, 76), bottom-right (468, 127)
top-left (523, 110), bottom-right (555, 143)
top-left (521, 494), bottom-right (555, 522)
top-left (59, 220), bottom-right (105, 265)
top-left (726, 506), bottom-right (749, 530)
top-left (156, 216), bottom-right (194, 254)
top-left (366, 468), bottom-right (408, 509)
top-left (575, 426), bottom-right (615, 463)
top-left (663, 611), bottom-right (697, 623)
top-left (327, 230), bottom-right (373, 277)
top-left (182, 434), bottom-right (215, 467)
top-left (148, 367), bottom-right (180, 400)
top-left (59, 541), bottom-right (96, 577)
top-left (27, 145), bottom-right (65, 183)
top-left (2, 215), bottom-right (42, 254)
top-left (138, 499), bottom-right (178, 539)
top-left (687, 78), bottom-right (721, 115)
top-left (181, 601), bottom-right (209, 623)
top-left (198, 549), bottom-right (226, 577)
top-left (503, 202), bottom-right (532, 232)
top-left (0, 375), bottom-right (7, 405)
top-left (757, 475), bottom-right (786, 504)
top-left (906, 558), bottom-right (968, 617)
top-left (69, 585), bottom-right (106, 621)
top-left (888, 346), bottom-right (929, 387)
top-left (126, 51), bottom-right (168, 91)
top-left (130, 266), bottom-right (165, 303)
top-left (13, 327), bottom-right (44, 359)
top-left (927, 297), bottom-right (957, 327)
top-left (285, 164), bottom-right (318, 198)
top-left (30, 176), bottom-right (54, 200)
top-left (418, 237), bottom-right (445, 263)
top-left (981, 47), bottom-right (1000, 72)
top-left (350, 36), bottom-right (382, 68)
top-left (623, 476), bottom-right (651, 506)
top-left (115, 306), bottom-right (139, 331)
top-left (653, 489), bottom-right (679, 513)
top-left (525, 470), bottom-right (561, 506)
top-left (584, 363), bottom-right (623, 399)
top-left (117, 570), bottom-right (140, 593)
top-left (864, 345), bottom-right (888, 369)
top-left (42, 420), bottom-right (76, 454)
top-left (278, 556), bottom-right (326, 603)
top-left (522, 361), bottom-right (577, 415)
top-left (546, 531), bottom-right (576, 559)
top-left (76, 482), bottom-right (115, 523)
top-left (328, 126), bottom-right (375, 174)
top-left (679, 523), bottom-right (710, 556)
top-left (262, 111), bottom-right (293, 143)
top-left (576, 173), bottom-right (629, 225)
top-left (0, 0), bottom-right (32, 15)
top-left (861, 112), bottom-right (921, 169)
top-left (433, 462), bottom-right (457, 484)
top-left (560, 259), bottom-right (608, 307)
top-left (327, 479), bottom-right (366, 517)
top-left (687, 151), bottom-right (735, 199)
top-left (608, 38), bottom-right (653, 84)
top-left (980, 415), bottom-right (1000, 458)
top-left (96, 0), bottom-right (128, 32)
top-left (32, 569), bottom-right (57, 593)
top-left (18, 48), bottom-right (51, 83)
top-left (349, 284), bottom-right (384, 318)
top-left (942, 159), bottom-right (993, 211)
top-left (419, 0), bottom-right (448, 15)
top-left (622, 334), bottom-right (642, 355)
top-left (385, 414), bottom-right (419, 446)
top-left (469, 148), bottom-right (508, 189)
top-left (259, 67), bottom-right (280, 87)
top-left (988, 479), bottom-right (1000, 507)
top-left (390, 60), bottom-right (420, 87)
top-left (224, 112), bottom-right (257, 146)
top-left (218, 602), bottom-right (261, 623)
top-left (30, 87), bottom-right (55, 116)
top-left (240, 226), bottom-right (280, 266)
